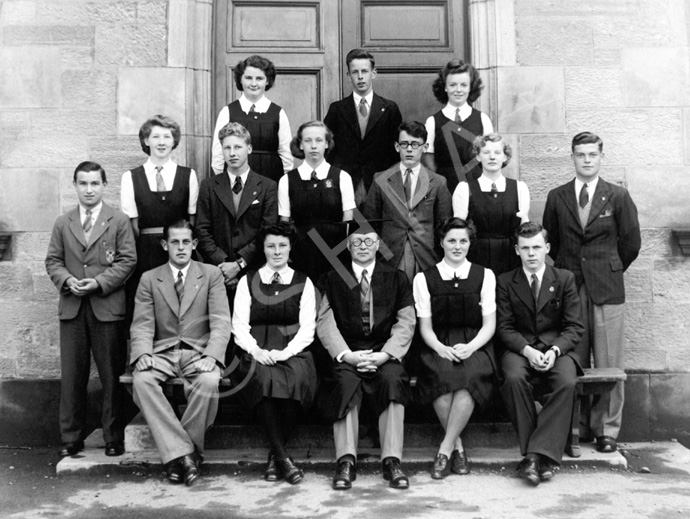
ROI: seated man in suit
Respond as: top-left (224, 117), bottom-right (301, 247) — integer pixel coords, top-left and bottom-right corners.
top-left (130, 219), bottom-right (231, 486)
top-left (497, 222), bottom-right (584, 486)
top-left (317, 220), bottom-right (416, 490)
top-left (362, 120), bottom-right (452, 282)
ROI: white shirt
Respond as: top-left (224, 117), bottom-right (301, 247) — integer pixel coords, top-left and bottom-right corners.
top-left (211, 94), bottom-right (294, 175)
top-left (228, 169), bottom-right (250, 187)
top-left (413, 259), bottom-right (496, 318)
top-left (80, 202), bottom-right (102, 228)
top-left (523, 264), bottom-right (546, 289)
top-left (352, 92), bottom-right (374, 113)
top-left (168, 262), bottom-right (191, 286)
top-left (424, 103), bottom-right (494, 153)
top-left (453, 174), bottom-right (530, 222)
top-left (574, 176), bottom-right (599, 200)
top-left (232, 265), bottom-right (316, 357)
top-left (120, 158), bottom-right (199, 218)
top-left (278, 161), bottom-right (356, 217)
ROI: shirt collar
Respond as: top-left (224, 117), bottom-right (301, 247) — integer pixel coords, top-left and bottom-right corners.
top-left (439, 258), bottom-right (471, 278)
top-left (79, 202), bottom-right (102, 217)
top-left (228, 169), bottom-right (250, 185)
top-left (260, 264), bottom-right (292, 280)
top-left (352, 260), bottom-right (376, 281)
top-left (575, 176), bottom-right (599, 195)
top-left (478, 174), bottom-right (506, 190)
top-left (239, 94), bottom-right (269, 113)
top-left (399, 163), bottom-right (422, 176)
top-left (144, 157), bottom-right (174, 172)
top-left (523, 264), bottom-right (546, 284)
top-left (169, 261), bottom-right (191, 281)
top-left (353, 92), bottom-right (374, 108)
top-left (297, 160), bottom-right (330, 178)
top-left (442, 102), bottom-right (471, 120)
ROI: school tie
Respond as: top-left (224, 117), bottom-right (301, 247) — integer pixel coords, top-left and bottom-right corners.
top-left (491, 182), bottom-right (498, 194)
top-left (454, 108), bottom-right (461, 124)
top-left (175, 270), bottom-right (184, 301)
top-left (310, 170), bottom-right (318, 181)
top-left (249, 104), bottom-right (256, 114)
top-left (155, 166), bottom-right (166, 192)
top-left (271, 272), bottom-right (282, 285)
top-left (82, 209), bottom-right (92, 237)
top-left (232, 176), bottom-right (243, 194)
top-left (360, 269), bottom-right (371, 334)
top-left (358, 99), bottom-right (368, 138)
top-left (531, 273), bottom-right (540, 303)
top-left (359, 98), bottom-right (368, 117)
top-left (403, 168), bottom-right (413, 206)
top-left (579, 183), bottom-right (589, 209)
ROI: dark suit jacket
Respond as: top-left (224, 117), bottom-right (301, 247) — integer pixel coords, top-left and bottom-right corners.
top-left (45, 203), bottom-right (136, 322)
top-left (497, 265), bottom-right (584, 367)
top-left (542, 178), bottom-right (640, 305)
top-left (362, 164), bottom-right (452, 270)
top-left (129, 261), bottom-right (231, 366)
top-left (324, 93), bottom-right (402, 191)
top-left (196, 170), bottom-right (278, 268)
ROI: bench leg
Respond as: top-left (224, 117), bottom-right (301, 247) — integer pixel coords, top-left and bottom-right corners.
top-left (565, 395), bottom-right (581, 458)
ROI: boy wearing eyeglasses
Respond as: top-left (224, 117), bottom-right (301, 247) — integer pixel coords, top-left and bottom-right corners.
top-left (362, 120), bottom-right (452, 282)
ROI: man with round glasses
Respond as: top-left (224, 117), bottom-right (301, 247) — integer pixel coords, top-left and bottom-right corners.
top-left (316, 219), bottom-right (416, 491)
top-left (363, 120), bottom-right (452, 283)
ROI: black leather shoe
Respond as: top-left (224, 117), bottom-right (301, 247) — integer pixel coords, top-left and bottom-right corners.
top-left (382, 458), bottom-right (409, 490)
top-left (596, 435), bottom-right (617, 453)
top-left (450, 449), bottom-right (470, 475)
top-left (182, 454), bottom-right (200, 486)
top-left (264, 451), bottom-right (281, 482)
top-left (59, 441), bottom-right (84, 457)
top-left (538, 456), bottom-right (557, 481)
top-left (332, 459), bottom-right (356, 490)
top-left (105, 442), bottom-right (124, 457)
top-left (165, 457), bottom-right (184, 484)
top-left (430, 453), bottom-right (450, 480)
top-left (277, 457), bottom-right (304, 485)
top-left (517, 454), bottom-right (540, 486)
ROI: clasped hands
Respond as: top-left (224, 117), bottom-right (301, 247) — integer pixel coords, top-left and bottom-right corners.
top-left (342, 350), bottom-right (390, 373)
top-left (133, 354), bottom-right (217, 373)
top-left (66, 277), bottom-right (99, 296)
top-left (522, 345), bottom-right (556, 372)
top-left (218, 261), bottom-right (241, 287)
top-left (435, 343), bottom-right (475, 362)
top-left (251, 348), bottom-right (293, 366)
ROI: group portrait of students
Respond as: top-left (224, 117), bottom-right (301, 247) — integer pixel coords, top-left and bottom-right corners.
top-left (45, 48), bottom-right (642, 491)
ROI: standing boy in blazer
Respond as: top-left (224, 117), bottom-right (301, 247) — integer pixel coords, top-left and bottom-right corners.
top-left (497, 222), bottom-right (584, 486)
top-left (362, 120), bottom-right (452, 282)
top-left (45, 161), bottom-right (136, 458)
top-left (542, 132), bottom-right (640, 453)
top-left (196, 122), bottom-right (278, 309)
top-left (130, 220), bottom-right (231, 486)
top-left (324, 48), bottom-right (402, 206)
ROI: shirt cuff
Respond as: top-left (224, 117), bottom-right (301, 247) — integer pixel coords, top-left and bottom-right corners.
top-left (335, 351), bottom-right (348, 363)
top-left (550, 346), bottom-right (561, 357)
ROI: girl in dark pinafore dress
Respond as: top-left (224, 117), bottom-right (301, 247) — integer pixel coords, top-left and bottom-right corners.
top-left (231, 222), bottom-right (316, 485)
top-left (453, 133), bottom-right (530, 276)
top-left (211, 55), bottom-right (293, 182)
top-left (278, 121), bottom-right (356, 283)
top-left (423, 59), bottom-right (494, 195)
top-left (413, 218), bottom-right (497, 480)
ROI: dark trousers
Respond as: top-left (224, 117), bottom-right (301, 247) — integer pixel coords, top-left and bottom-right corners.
top-left (59, 298), bottom-right (126, 444)
top-left (500, 351), bottom-right (577, 463)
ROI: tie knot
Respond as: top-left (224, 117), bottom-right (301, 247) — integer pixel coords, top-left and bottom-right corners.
top-left (310, 170), bottom-right (318, 181)
top-left (177, 270), bottom-right (183, 281)
top-left (249, 104), bottom-right (256, 113)
top-left (531, 273), bottom-right (538, 282)
top-left (362, 269), bottom-right (368, 279)
top-left (271, 272), bottom-right (282, 284)
top-left (233, 176), bottom-right (243, 194)
top-left (85, 209), bottom-right (91, 216)
top-left (405, 168), bottom-right (412, 176)
top-left (155, 166), bottom-right (163, 173)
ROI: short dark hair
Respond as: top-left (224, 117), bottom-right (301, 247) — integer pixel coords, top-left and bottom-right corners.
top-left (256, 221), bottom-right (298, 248)
top-left (138, 115), bottom-right (181, 155)
top-left (431, 59), bottom-right (483, 104)
top-left (515, 221), bottom-right (548, 243)
top-left (73, 161), bottom-right (106, 183)
top-left (571, 131), bottom-right (604, 152)
top-left (472, 133), bottom-right (513, 168)
top-left (290, 121), bottom-right (334, 159)
top-left (345, 48), bottom-right (375, 70)
top-left (234, 55), bottom-right (276, 91)
top-left (436, 217), bottom-right (476, 243)
top-left (398, 120), bottom-right (428, 143)
top-left (163, 219), bottom-right (195, 241)
top-left (218, 122), bottom-right (252, 146)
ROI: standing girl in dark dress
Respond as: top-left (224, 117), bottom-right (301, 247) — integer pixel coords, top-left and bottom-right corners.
top-left (453, 133), bottom-right (530, 276)
top-left (120, 115), bottom-right (198, 326)
top-left (423, 59), bottom-right (493, 195)
top-left (211, 55), bottom-right (293, 182)
top-left (412, 218), bottom-right (496, 479)
top-left (278, 121), bottom-right (355, 283)
top-left (231, 222), bottom-right (316, 485)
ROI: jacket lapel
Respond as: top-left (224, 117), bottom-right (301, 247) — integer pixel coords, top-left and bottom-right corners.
top-left (560, 180), bottom-right (582, 233)
top-left (341, 95), bottom-right (362, 140)
top-left (87, 204), bottom-right (112, 247)
top-left (384, 167), bottom-right (409, 210)
top-left (409, 166), bottom-right (431, 210)
top-left (536, 265), bottom-right (558, 314)
top-left (212, 172), bottom-right (237, 218)
top-left (586, 179), bottom-right (611, 226)
top-left (365, 94), bottom-right (386, 136)
top-left (156, 265), bottom-right (180, 315)
top-left (67, 208), bottom-right (87, 248)
top-left (178, 261), bottom-right (202, 317)
top-left (512, 268), bottom-right (535, 313)
top-left (236, 171), bottom-right (261, 220)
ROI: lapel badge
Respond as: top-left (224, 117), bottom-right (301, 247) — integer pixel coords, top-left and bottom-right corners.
top-left (324, 179), bottom-right (333, 188)
top-left (253, 191), bottom-right (257, 196)
top-left (549, 286), bottom-right (555, 292)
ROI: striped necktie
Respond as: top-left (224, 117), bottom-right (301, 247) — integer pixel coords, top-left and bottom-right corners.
top-left (175, 270), bottom-right (184, 301)
top-left (361, 269), bottom-right (371, 334)
top-left (82, 209), bottom-right (92, 235)
top-left (155, 166), bottom-right (166, 192)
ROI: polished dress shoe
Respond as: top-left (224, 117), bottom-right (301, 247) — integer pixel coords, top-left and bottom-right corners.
top-left (538, 456), bottom-right (557, 481)
top-left (277, 457), bottom-right (304, 485)
top-left (596, 435), bottom-right (617, 453)
top-left (332, 458), bottom-right (356, 490)
top-left (430, 453), bottom-right (450, 480)
top-left (517, 454), bottom-right (540, 486)
top-left (105, 442), bottom-right (124, 457)
top-left (264, 451), bottom-right (281, 482)
top-left (59, 441), bottom-right (84, 457)
top-left (165, 457), bottom-right (184, 484)
top-left (450, 449), bottom-right (470, 475)
top-left (382, 458), bottom-right (409, 490)
top-left (182, 454), bottom-right (200, 486)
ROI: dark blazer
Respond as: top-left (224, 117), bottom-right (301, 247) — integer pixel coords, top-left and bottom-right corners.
top-left (362, 164), bottom-right (452, 271)
top-left (129, 261), bottom-right (231, 366)
top-left (497, 265), bottom-right (584, 367)
top-left (196, 170), bottom-right (278, 268)
top-left (45, 203), bottom-right (136, 322)
top-left (324, 93), bottom-right (402, 191)
top-left (542, 178), bottom-right (640, 305)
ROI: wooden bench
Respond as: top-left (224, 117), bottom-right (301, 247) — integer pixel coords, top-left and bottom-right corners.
top-left (566, 367), bottom-right (627, 458)
top-left (119, 372), bottom-right (232, 387)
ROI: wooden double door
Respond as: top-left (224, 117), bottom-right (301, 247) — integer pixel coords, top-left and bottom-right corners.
top-left (213, 0), bottom-right (468, 138)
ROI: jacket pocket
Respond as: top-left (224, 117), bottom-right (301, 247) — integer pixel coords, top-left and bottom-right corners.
top-left (610, 257), bottom-right (623, 271)
top-left (100, 241), bottom-right (116, 265)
